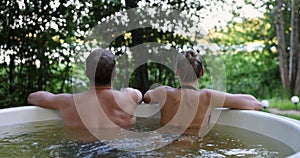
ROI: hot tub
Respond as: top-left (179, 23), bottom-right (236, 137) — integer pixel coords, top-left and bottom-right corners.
top-left (0, 105), bottom-right (300, 157)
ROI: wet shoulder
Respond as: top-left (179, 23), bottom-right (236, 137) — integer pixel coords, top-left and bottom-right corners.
top-left (151, 86), bottom-right (177, 96)
top-left (110, 89), bottom-right (133, 100)
top-left (198, 89), bottom-right (212, 105)
top-left (199, 89), bottom-right (211, 95)
top-left (56, 93), bottom-right (74, 102)
top-left (53, 93), bottom-right (75, 109)
top-left (160, 86), bottom-right (177, 92)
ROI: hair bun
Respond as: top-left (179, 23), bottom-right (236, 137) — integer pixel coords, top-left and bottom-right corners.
top-left (184, 50), bottom-right (196, 58)
top-left (177, 50), bottom-right (203, 82)
top-left (184, 51), bottom-right (197, 65)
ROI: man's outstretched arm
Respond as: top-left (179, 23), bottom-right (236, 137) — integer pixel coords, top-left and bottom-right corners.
top-left (27, 91), bottom-right (71, 109)
top-left (121, 88), bottom-right (143, 104)
top-left (143, 90), bottom-right (153, 104)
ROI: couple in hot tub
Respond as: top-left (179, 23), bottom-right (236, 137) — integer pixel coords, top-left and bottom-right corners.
top-left (27, 48), bottom-right (262, 135)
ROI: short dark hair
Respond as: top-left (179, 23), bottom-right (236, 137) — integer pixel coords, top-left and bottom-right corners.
top-left (176, 50), bottom-right (203, 82)
top-left (86, 48), bottom-right (115, 86)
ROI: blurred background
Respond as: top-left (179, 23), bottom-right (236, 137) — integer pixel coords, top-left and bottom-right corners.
top-left (0, 0), bottom-right (299, 110)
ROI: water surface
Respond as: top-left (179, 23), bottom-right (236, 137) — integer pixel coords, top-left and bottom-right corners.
top-left (0, 117), bottom-right (295, 157)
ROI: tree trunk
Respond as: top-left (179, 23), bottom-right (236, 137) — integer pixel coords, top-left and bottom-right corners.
top-left (125, 0), bottom-right (150, 94)
top-left (275, 0), bottom-right (290, 93)
top-left (8, 54), bottom-right (15, 95)
top-left (291, 0), bottom-right (300, 94)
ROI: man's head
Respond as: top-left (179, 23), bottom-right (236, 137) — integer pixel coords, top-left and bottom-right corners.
top-left (176, 50), bottom-right (204, 83)
top-left (86, 48), bottom-right (116, 86)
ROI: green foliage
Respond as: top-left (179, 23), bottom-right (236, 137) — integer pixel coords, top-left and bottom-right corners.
top-left (0, 0), bottom-right (121, 107)
top-left (268, 98), bottom-right (298, 110)
top-left (222, 51), bottom-right (281, 99)
top-left (264, 97), bottom-right (300, 121)
top-left (209, 11), bottom-right (284, 99)
top-left (0, 0), bottom-right (210, 107)
top-left (85, 1), bottom-right (211, 94)
top-left (1, 0), bottom-right (292, 108)
top-left (263, 110), bottom-right (300, 121)
top-left (278, 114), bottom-right (300, 121)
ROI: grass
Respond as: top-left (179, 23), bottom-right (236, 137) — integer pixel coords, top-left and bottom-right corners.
top-left (263, 110), bottom-right (300, 121)
top-left (279, 114), bottom-right (300, 121)
top-left (266, 98), bottom-right (298, 110)
top-left (262, 97), bottom-right (300, 121)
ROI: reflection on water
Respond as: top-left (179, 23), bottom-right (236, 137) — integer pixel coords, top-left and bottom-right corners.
top-left (0, 117), bottom-right (295, 157)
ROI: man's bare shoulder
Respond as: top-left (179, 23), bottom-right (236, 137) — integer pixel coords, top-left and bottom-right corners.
top-left (74, 90), bottom-right (101, 96)
top-left (72, 91), bottom-right (94, 102)
top-left (107, 88), bottom-right (139, 99)
top-left (57, 93), bottom-right (74, 97)
top-left (119, 87), bottom-right (139, 93)
top-left (56, 93), bottom-right (74, 103)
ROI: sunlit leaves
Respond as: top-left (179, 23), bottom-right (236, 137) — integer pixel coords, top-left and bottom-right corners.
top-left (0, 0), bottom-right (122, 107)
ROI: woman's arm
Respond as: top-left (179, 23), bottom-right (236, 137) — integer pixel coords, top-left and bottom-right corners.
top-left (223, 93), bottom-right (262, 110)
top-left (143, 86), bottom-right (167, 104)
top-left (204, 89), bottom-right (262, 110)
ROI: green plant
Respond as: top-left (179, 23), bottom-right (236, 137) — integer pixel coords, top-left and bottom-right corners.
top-left (268, 98), bottom-right (298, 110)
top-left (279, 114), bottom-right (300, 121)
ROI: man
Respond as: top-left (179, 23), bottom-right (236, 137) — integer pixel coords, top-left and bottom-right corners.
top-left (28, 48), bottom-right (142, 129)
top-left (143, 50), bottom-right (262, 135)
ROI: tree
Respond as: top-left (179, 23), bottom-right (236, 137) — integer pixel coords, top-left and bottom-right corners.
top-left (210, 0), bottom-right (300, 96)
top-left (275, 0), bottom-right (290, 92)
top-left (85, 0), bottom-right (211, 94)
top-left (209, 16), bottom-right (282, 98)
top-left (0, 0), bottom-right (122, 107)
top-left (291, 0), bottom-right (300, 94)
top-left (275, 0), bottom-right (299, 95)
top-left (0, 0), bottom-right (214, 107)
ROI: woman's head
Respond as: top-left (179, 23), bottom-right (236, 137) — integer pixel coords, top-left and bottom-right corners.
top-left (86, 48), bottom-right (116, 86)
top-left (176, 50), bottom-right (203, 83)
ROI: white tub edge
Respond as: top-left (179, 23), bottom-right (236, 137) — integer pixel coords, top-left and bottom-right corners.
top-left (0, 106), bottom-right (300, 157)
top-left (211, 109), bottom-right (300, 157)
top-left (0, 106), bottom-right (61, 126)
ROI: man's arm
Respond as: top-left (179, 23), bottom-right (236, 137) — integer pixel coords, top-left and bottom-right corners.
top-left (204, 89), bottom-right (262, 110)
top-left (143, 90), bottom-right (153, 104)
top-left (27, 91), bottom-right (72, 109)
top-left (121, 88), bottom-right (143, 104)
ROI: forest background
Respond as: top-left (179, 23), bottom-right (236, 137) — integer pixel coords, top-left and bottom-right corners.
top-left (0, 0), bottom-right (298, 109)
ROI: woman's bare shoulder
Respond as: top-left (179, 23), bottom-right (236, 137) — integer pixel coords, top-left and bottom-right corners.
top-left (198, 89), bottom-right (212, 96)
top-left (161, 86), bottom-right (176, 91)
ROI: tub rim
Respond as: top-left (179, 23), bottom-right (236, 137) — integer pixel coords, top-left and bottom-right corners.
top-left (0, 106), bottom-right (299, 157)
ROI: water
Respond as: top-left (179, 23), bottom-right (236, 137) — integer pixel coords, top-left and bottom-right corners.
top-left (0, 117), bottom-right (295, 157)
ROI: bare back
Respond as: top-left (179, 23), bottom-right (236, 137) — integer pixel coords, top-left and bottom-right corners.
top-left (28, 88), bottom-right (141, 129)
top-left (73, 89), bottom-right (138, 129)
top-left (144, 86), bottom-right (262, 135)
top-left (144, 86), bottom-right (212, 134)
top-left (159, 87), bottom-right (211, 131)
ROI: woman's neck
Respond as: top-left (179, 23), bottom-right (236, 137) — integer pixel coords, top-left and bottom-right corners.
top-left (180, 80), bottom-right (199, 88)
top-left (90, 84), bottom-right (112, 91)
